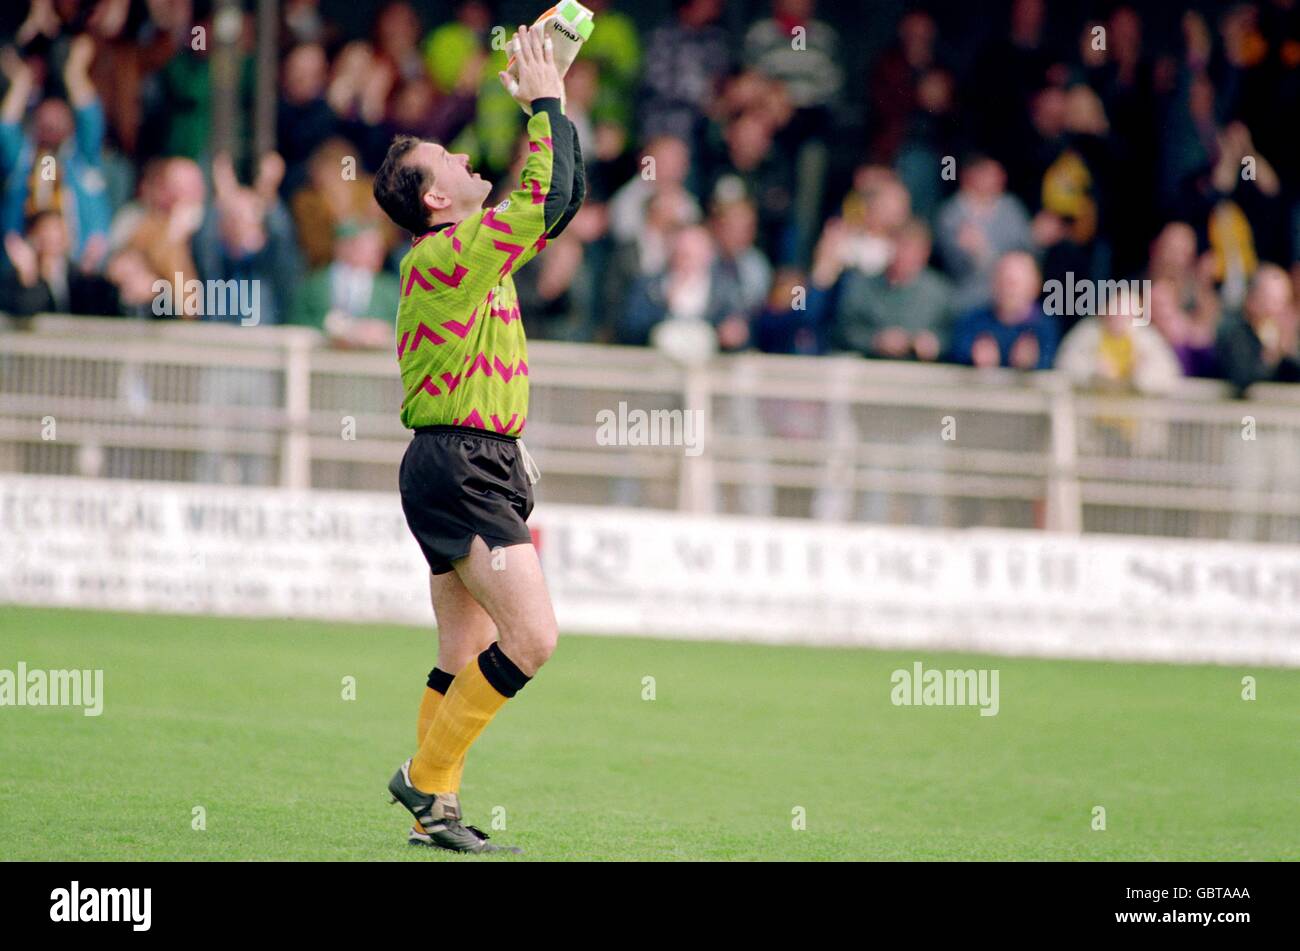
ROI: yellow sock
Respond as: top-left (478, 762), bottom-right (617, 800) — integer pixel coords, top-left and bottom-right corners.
top-left (416, 687), bottom-right (443, 747)
top-left (411, 684), bottom-right (463, 832)
top-left (415, 685), bottom-right (467, 791)
top-left (409, 653), bottom-right (515, 793)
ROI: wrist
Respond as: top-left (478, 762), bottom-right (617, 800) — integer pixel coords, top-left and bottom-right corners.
top-left (530, 96), bottom-right (564, 118)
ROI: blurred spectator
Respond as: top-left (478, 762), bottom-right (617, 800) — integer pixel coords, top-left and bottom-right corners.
top-left (609, 134), bottom-right (700, 244)
top-left (1, 37), bottom-right (111, 262)
top-left (562, 58), bottom-right (599, 160)
top-left (84, 0), bottom-right (182, 159)
top-left (1157, 45), bottom-right (1218, 215)
top-left (752, 265), bottom-right (827, 356)
top-left (935, 155), bottom-right (1033, 314)
top-left (109, 155), bottom-right (205, 311)
top-left (744, 0), bottom-right (842, 124)
top-left (191, 152), bottom-right (299, 325)
top-left (577, 0), bottom-right (641, 138)
top-left (831, 217), bottom-right (953, 362)
top-left (1078, 5), bottom-right (1159, 277)
top-left (866, 10), bottom-right (939, 164)
top-left (289, 138), bottom-right (386, 270)
top-left (149, 7), bottom-right (255, 161)
top-left (1175, 121), bottom-right (1285, 312)
top-left (971, 0), bottom-right (1056, 154)
top-left (892, 66), bottom-right (960, 223)
top-left (420, 2), bottom-right (519, 179)
top-left (289, 218), bottom-right (397, 347)
top-left (1144, 222), bottom-right (1221, 377)
top-left (838, 167), bottom-right (910, 279)
top-left (709, 196), bottom-right (771, 321)
top-left (705, 110), bottom-right (793, 263)
top-left (1148, 279), bottom-right (1219, 380)
top-left (604, 183), bottom-right (697, 327)
top-left (619, 225), bottom-right (738, 349)
top-left (1, 209), bottom-right (117, 315)
top-left (514, 225), bottom-right (586, 342)
top-left (281, 0), bottom-right (341, 51)
top-left (1215, 264), bottom-right (1300, 395)
top-left (950, 251), bottom-right (1058, 370)
top-left (1010, 83), bottom-right (1116, 320)
top-left (1056, 295), bottom-right (1183, 394)
top-left (104, 246), bottom-right (166, 318)
top-left (277, 42), bottom-right (343, 197)
top-left (373, 1), bottom-right (426, 84)
top-left (638, 0), bottom-right (731, 146)
top-left (751, 212), bottom-right (845, 355)
top-left (559, 202), bottom-right (611, 342)
top-left (420, 1), bottom-right (488, 94)
top-left (744, 0), bottom-right (842, 266)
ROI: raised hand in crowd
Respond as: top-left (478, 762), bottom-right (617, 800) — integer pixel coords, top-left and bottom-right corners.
top-left (63, 33), bottom-right (97, 108)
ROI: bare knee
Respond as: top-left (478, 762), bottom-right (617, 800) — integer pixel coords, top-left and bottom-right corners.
top-left (500, 617), bottom-right (558, 678)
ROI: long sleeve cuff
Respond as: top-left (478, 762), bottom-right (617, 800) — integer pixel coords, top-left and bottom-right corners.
top-left (530, 97), bottom-right (564, 119)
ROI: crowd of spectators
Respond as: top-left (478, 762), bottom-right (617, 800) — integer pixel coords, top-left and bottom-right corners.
top-left (3, 0), bottom-right (1300, 397)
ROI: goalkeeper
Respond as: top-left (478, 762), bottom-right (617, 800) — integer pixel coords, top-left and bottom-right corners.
top-left (372, 24), bottom-right (585, 854)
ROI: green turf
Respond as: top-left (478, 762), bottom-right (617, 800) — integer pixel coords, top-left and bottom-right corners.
top-left (0, 605), bottom-right (1296, 861)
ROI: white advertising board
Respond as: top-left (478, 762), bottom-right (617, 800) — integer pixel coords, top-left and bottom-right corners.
top-left (1, 475), bottom-right (1297, 666)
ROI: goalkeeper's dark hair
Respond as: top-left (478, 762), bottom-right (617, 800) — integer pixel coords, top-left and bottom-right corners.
top-left (373, 135), bottom-right (434, 235)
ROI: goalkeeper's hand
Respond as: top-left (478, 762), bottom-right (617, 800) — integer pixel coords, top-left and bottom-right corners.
top-left (499, 23), bottom-right (566, 113)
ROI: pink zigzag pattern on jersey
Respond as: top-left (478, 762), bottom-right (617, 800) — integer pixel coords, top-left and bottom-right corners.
top-left (490, 302), bottom-right (521, 325)
top-left (454, 409), bottom-right (487, 429)
top-left (447, 409), bottom-right (525, 434)
top-left (482, 208), bottom-right (513, 235)
top-left (428, 263), bottom-right (469, 288)
top-left (412, 372), bottom-right (466, 400)
top-left (405, 263), bottom-right (470, 296)
top-left (529, 179), bottom-right (544, 204)
top-left (441, 308), bottom-right (477, 339)
top-left (494, 240), bottom-right (525, 276)
top-left (464, 352), bottom-right (493, 379)
top-left (459, 353), bottom-right (529, 382)
top-left (493, 356), bottom-right (517, 382)
top-left (403, 268), bottom-right (434, 297)
top-left (398, 322), bottom-right (447, 359)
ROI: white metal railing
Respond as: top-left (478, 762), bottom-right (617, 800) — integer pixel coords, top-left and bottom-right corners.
top-left (4, 315), bottom-right (1300, 542)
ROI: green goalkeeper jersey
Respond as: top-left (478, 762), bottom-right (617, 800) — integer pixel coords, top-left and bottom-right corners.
top-left (394, 98), bottom-right (584, 435)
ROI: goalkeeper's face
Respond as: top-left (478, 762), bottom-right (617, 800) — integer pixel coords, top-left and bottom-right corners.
top-left (416, 141), bottom-right (493, 220)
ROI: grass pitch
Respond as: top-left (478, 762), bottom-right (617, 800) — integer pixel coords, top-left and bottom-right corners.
top-left (1, 605), bottom-right (1296, 861)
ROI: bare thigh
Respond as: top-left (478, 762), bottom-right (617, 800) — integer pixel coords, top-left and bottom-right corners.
top-left (427, 569), bottom-right (497, 674)
top-left (451, 537), bottom-right (558, 677)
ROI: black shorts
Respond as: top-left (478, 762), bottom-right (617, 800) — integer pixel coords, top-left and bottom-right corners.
top-left (399, 425), bottom-right (535, 575)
